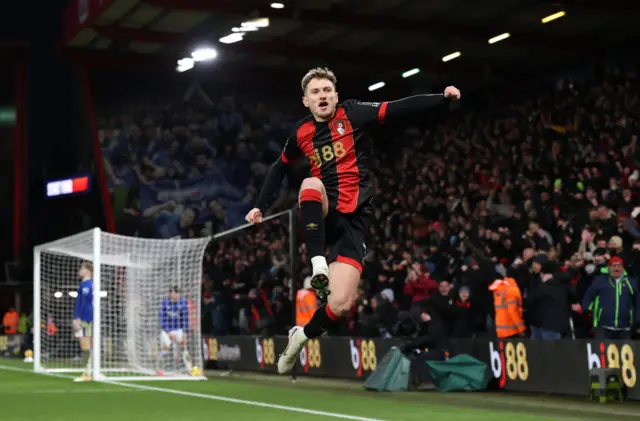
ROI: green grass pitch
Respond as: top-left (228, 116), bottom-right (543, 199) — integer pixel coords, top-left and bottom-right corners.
top-left (1, 358), bottom-right (638, 421)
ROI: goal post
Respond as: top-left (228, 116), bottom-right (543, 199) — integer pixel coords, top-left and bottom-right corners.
top-left (33, 228), bottom-right (210, 381)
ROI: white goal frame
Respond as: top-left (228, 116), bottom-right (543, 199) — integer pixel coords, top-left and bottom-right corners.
top-left (33, 227), bottom-right (210, 382)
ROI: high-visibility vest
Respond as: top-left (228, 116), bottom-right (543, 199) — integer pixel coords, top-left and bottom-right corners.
top-left (18, 314), bottom-right (30, 334)
top-left (47, 319), bottom-right (58, 336)
top-left (2, 310), bottom-right (19, 334)
top-left (41, 317), bottom-right (58, 336)
top-left (490, 278), bottom-right (526, 338)
top-left (296, 289), bottom-right (318, 327)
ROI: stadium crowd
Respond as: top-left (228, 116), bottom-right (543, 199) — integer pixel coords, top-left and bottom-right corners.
top-left (99, 62), bottom-right (640, 341)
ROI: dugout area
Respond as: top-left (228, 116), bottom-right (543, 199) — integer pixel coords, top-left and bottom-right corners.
top-left (1, 358), bottom-right (639, 421)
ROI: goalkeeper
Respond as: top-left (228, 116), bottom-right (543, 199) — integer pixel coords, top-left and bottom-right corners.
top-left (159, 286), bottom-right (193, 372)
top-left (72, 262), bottom-right (94, 382)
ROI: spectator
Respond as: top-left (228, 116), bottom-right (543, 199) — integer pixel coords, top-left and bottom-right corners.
top-left (527, 261), bottom-right (579, 339)
top-left (296, 276), bottom-right (318, 328)
top-left (582, 256), bottom-right (640, 339)
top-left (427, 280), bottom-right (454, 332)
top-left (2, 308), bottom-right (19, 335)
top-left (450, 286), bottom-right (476, 338)
top-left (490, 277), bottom-right (526, 339)
top-left (18, 313), bottom-right (31, 335)
top-left (403, 263), bottom-right (438, 309)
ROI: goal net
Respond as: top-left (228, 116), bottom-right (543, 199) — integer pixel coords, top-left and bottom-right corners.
top-left (33, 228), bottom-right (210, 381)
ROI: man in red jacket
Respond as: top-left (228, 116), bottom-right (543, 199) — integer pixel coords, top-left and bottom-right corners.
top-left (404, 263), bottom-right (438, 307)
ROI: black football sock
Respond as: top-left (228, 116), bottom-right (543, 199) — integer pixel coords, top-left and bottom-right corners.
top-left (303, 303), bottom-right (341, 339)
top-left (299, 189), bottom-right (325, 259)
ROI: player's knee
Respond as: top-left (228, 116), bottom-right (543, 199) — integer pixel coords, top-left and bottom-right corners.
top-left (300, 177), bottom-right (324, 192)
top-left (299, 178), bottom-right (328, 215)
top-left (327, 291), bottom-right (357, 318)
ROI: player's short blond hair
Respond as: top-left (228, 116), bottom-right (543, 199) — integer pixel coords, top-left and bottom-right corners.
top-left (80, 262), bottom-right (93, 274)
top-left (301, 67), bottom-right (337, 94)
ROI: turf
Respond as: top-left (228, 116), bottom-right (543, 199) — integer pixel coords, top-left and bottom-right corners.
top-left (1, 358), bottom-right (639, 421)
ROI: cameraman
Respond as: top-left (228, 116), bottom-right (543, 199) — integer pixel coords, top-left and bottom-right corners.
top-left (400, 307), bottom-right (449, 387)
top-left (399, 307), bottom-right (449, 359)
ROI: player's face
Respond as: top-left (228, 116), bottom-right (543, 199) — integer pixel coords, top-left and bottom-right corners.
top-left (303, 78), bottom-right (338, 122)
top-left (78, 267), bottom-right (88, 279)
top-left (170, 291), bottom-right (179, 302)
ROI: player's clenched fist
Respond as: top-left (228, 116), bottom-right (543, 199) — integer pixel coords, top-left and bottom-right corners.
top-left (444, 86), bottom-right (461, 100)
top-left (245, 208), bottom-right (263, 224)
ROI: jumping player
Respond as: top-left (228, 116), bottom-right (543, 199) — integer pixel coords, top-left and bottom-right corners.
top-left (73, 262), bottom-right (94, 382)
top-left (158, 286), bottom-right (193, 373)
top-left (245, 67), bottom-right (461, 374)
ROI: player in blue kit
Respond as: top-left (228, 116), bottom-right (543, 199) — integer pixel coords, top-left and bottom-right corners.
top-left (159, 286), bottom-right (193, 372)
top-left (73, 262), bottom-right (94, 382)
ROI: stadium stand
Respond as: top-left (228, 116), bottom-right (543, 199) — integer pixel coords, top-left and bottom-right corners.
top-left (98, 61), bottom-right (640, 340)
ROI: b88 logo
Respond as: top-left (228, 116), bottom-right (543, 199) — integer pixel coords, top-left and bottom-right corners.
top-left (255, 338), bottom-right (276, 366)
top-left (350, 339), bottom-right (377, 377)
top-left (587, 343), bottom-right (636, 388)
top-left (299, 339), bottom-right (321, 370)
top-left (489, 341), bottom-right (528, 388)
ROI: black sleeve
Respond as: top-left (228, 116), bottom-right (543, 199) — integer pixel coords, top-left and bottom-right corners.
top-left (254, 134), bottom-right (301, 213)
top-left (281, 133), bottom-right (303, 164)
top-left (254, 157), bottom-right (287, 214)
top-left (343, 94), bottom-right (445, 126)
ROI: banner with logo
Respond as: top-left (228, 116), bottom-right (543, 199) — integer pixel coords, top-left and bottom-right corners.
top-left (202, 335), bottom-right (640, 399)
top-left (203, 335), bottom-right (403, 379)
top-left (466, 338), bottom-right (640, 398)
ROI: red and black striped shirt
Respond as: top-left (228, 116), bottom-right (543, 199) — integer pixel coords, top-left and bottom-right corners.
top-left (255, 95), bottom-right (445, 214)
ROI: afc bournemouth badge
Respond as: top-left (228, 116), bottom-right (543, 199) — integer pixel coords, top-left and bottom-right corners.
top-left (333, 120), bottom-right (346, 135)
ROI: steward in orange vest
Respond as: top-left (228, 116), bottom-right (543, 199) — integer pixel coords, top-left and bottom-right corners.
top-left (489, 277), bottom-right (526, 338)
top-left (296, 277), bottom-right (318, 327)
top-left (2, 308), bottom-right (19, 334)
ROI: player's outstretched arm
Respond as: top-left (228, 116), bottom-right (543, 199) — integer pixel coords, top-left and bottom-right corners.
top-left (346, 86), bottom-right (461, 126)
top-left (383, 86), bottom-right (461, 121)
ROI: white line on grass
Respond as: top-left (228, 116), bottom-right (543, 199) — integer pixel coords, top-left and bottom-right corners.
top-left (0, 364), bottom-right (73, 379)
top-left (0, 365), bottom-right (388, 421)
top-left (106, 380), bottom-right (389, 421)
top-left (1, 388), bottom-right (145, 394)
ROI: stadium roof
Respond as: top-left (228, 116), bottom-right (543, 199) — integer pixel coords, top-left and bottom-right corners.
top-left (60, 0), bottom-right (640, 89)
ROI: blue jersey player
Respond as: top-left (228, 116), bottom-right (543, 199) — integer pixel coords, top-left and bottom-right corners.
top-left (159, 286), bottom-right (193, 373)
top-left (73, 262), bottom-right (94, 382)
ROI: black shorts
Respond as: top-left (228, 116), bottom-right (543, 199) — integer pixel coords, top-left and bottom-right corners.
top-left (325, 206), bottom-right (373, 273)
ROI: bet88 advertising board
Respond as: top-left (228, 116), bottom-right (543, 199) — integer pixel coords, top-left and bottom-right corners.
top-left (203, 335), bottom-right (401, 379)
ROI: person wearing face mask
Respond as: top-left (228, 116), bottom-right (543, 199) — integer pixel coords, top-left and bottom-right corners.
top-left (582, 257), bottom-right (640, 339)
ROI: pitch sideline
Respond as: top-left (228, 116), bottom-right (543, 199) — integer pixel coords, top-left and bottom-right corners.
top-left (0, 364), bottom-right (388, 421)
